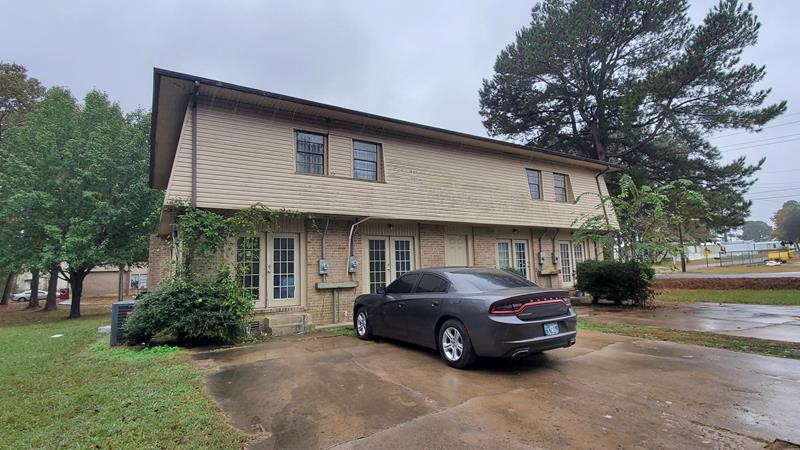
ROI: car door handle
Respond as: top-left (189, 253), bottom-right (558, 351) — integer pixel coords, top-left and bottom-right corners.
top-left (431, 301), bottom-right (439, 307)
top-left (398, 303), bottom-right (405, 308)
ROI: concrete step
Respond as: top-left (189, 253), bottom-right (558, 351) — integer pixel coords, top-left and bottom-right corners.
top-left (264, 313), bottom-right (313, 336)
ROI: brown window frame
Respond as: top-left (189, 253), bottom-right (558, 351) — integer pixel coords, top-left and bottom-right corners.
top-left (295, 130), bottom-right (328, 175)
top-left (352, 139), bottom-right (383, 182)
top-left (526, 169), bottom-right (542, 200)
top-left (553, 172), bottom-right (572, 203)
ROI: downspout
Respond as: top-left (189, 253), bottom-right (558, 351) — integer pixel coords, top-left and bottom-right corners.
top-left (190, 81), bottom-right (200, 206)
top-left (594, 165), bottom-right (613, 260)
top-left (347, 217), bottom-right (374, 279)
top-left (594, 165), bottom-right (612, 227)
top-left (320, 217), bottom-right (330, 281)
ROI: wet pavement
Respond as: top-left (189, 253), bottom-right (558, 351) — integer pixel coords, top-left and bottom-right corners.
top-left (579, 303), bottom-right (800, 343)
top-left (193, 331), bottom-right (800, 449)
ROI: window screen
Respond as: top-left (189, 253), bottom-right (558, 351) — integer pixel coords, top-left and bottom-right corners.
top-left (296, 131), bottom-right (325, 174)
top-left (526, 169), bottom-right (541, 200)
top-left (353, 140), bottom-right (379, 181)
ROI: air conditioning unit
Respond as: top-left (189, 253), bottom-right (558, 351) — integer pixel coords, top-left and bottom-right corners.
top-left (110, 301), bottom-right (137, 346)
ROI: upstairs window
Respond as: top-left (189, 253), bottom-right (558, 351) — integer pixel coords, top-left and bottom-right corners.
top-left (553, 173), bottom-right (571, 202)
top-left (353, 140), bottom-right (380, 181)
top-left (526, 169), bottom-right (541, 200)
top-left (296, 131), bottom-right (326, 174)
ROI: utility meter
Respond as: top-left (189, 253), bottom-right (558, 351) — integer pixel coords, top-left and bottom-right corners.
top-left (348, 256), bottom-right (359, 273)
top-left (538, 251), bottom-right (546, 267)
top-left (552, 252), bottom-right (560, 265)
top-left (319, 259), bottom-right (331, 275)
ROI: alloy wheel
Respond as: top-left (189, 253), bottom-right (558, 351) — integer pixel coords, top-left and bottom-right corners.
top-left (441, 326), bottom-right (464, 362)
top-left (356, 311), bottom-right (367, 336)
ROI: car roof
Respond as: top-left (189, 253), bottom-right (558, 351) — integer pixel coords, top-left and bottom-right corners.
top-left (404, 267), bottom-right (508, 276)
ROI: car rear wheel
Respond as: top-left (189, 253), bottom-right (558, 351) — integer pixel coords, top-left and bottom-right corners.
top-left (438, 319), bottom-right (476, 369)
top-left (354, 308), bottom-right (373, 340)
top-left (17, 297), bottom-right (27, 303)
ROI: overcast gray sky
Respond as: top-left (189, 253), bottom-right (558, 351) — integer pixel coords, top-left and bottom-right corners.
top-left (2, 0), bottom-right (797, 226)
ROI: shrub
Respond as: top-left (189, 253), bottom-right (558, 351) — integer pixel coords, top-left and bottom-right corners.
top-left (576, 260), bottom-right (654, 306)
top-left (125, 269), bottom-right (253, 346)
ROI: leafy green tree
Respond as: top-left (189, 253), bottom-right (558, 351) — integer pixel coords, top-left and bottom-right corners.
top-left (0, 62), bottom-right (45, 303)
top-left (573, 175), bottom-right (706, 266)
top-left (0, 62), bottom-right (45, 144)
top-left (0, 88), bottom-right (162, 317)
top-left (479, 0), bottom-right (785, 231)
top-left (741, 220), bottom-right (772, 241)
top-left (772, 201), bottom-right (800, 243)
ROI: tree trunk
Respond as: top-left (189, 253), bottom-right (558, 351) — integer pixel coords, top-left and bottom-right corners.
top-left (678, 223), bottom-right (686, 273)
top-left (68, 269), bottom-right (88, 319)
top-left (44, 265), bottom-right (59, 311)
top-left (117, 267), bottom-right (124, 301)
top-left (1, 272), bottom-right (14, 305)
top-left (28, 269), bottom-right (40, 309)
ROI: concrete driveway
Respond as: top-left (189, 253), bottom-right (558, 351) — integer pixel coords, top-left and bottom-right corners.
top-left (193, 331), bottom-right (800, 449)
top-left (579, 303), bottom-right (800, 343)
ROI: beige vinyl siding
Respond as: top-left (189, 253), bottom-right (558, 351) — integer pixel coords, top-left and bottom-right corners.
top-left (165, 98), bottom-right (618, 230)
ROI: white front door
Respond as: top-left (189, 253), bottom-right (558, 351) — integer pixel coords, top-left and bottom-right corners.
top-left (365, 236), bottom-right (415, 293)
top-left (267, 233), bottom-right (300, 307)
top-left (559, 241), bottom-right (575, 287)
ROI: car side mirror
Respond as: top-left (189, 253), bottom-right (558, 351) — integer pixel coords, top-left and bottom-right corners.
top-left (376, 287), bottom-right (386, 295)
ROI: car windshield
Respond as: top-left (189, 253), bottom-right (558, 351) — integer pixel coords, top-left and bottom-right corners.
top-left (448, 271), bottom-right (535, 293)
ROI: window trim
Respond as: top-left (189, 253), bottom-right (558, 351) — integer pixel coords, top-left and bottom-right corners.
top-left (525, 169), bottom-right (542, 200)
top-left (496, 239), bottom-right (531, 279)
top-left (235, 235), bottom-right (266, 307)
top-left (553, 172), bottom-right (573, 203)
top-left (352, 139), bottom-right (383, 182)
top-left (294, 129), bottom-right (328, 176)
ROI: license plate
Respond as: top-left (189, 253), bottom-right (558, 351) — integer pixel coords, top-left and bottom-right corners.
top-left (543, 322), bottom-right (559, 336)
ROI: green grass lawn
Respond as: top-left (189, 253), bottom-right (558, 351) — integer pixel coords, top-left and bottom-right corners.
top-left (577, 320), bottom-right (800, 360)
top-left (0, 317), bottom-right (248, 449)
top-left (656, 289), bottom-right (800, 306)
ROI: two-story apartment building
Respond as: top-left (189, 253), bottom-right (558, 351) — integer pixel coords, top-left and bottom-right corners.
top-left (148, 68), bottom-right (618, 329)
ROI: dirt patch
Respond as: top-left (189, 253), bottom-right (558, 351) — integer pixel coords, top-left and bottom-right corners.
top-left (0, 301), bottom-right (111, 326)
top-left (654, 277), bottom-right (800, 290)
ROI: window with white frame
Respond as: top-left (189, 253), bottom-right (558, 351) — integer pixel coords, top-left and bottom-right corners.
top-left (353, 140), bottom-right (380, 181)
top-left (296, 131), bottom-right (326, 174)
top-left (130, 274), bottom-right (148, 290)
top-left (526, 169), bottom-right (541, 200)
top-left (236, 237), bottom-right (261, 301)
top-left (497, 239), bottom-right (530, 278)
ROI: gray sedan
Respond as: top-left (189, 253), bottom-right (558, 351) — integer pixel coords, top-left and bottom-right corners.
top-left (13, 290), bottom-right (49, 302)
top-left (353, 267), bottom-right (577, 368)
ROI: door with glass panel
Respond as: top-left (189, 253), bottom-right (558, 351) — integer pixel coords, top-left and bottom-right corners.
top-left (267, 234), bottom-right (300, 307)
top-left (496, 239), bottom-right (530, 279)
top-left (559, 241), bottom-right (575, 287)
top-left (365, 236), bottom-right (415, 293)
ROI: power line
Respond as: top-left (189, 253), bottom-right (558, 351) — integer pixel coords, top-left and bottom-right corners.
top-left (714, 116), bottom-right (800, 139)
top-left (758, 168), bottom-right (800, 174)
top-left (720, 137), bottom-right (800, 153)
top-left (748, 187), bottom-right (800, 195)
top-left (717, 132), bottom-right (800, 149)
top-left (747, 194), bottom-right (800, 201)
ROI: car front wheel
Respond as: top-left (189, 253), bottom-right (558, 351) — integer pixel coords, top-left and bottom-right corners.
top-left (354, 308), bottom-right (373, 340)
top-left (17, 297), bottom-right (27, 303)
top-left (438, 319), bottom-right (476, 369)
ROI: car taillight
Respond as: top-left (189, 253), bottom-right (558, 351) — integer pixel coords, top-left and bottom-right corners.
top-left (489, 301), bottom-right (525, 315)
top-left (489, 296), bottom-right (572, 315)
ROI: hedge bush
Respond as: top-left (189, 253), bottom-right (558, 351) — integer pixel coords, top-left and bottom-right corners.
top-left (576, 260), bottom-right (654, 305)
top-left (125, 270), bottom-right (253, 346)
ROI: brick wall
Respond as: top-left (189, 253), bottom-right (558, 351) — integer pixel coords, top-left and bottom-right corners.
top-left (419, 224), bottom-right (446, 267)
top-left (304, 219), bottom-right (361, 325)
top-left (147, 235), bottom-right (173, 290)
top-left (472, 227), bottom-right (496, 267)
